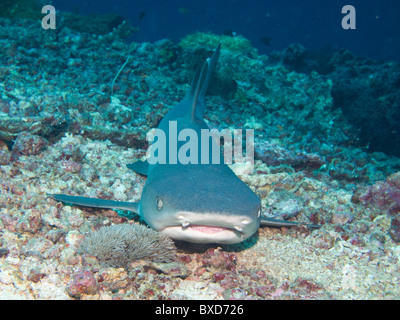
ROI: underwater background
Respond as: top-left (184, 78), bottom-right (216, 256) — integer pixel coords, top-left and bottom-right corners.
top-left (52, 0), bottom-right (400, 62)
top-left (0, 0), bottom-right (400, 299)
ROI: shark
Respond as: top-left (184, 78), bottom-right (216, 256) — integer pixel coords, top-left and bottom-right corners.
top-left (49, 44), bottom-right (320, 244)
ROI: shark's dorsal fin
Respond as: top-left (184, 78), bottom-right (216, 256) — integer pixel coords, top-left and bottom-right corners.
top-left (188, 43), bottom-right (221, 123)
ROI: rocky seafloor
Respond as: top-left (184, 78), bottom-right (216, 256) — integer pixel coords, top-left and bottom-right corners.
top-left (1, 14), bottom-right (400, 299)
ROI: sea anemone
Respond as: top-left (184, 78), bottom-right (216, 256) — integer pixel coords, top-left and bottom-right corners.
top-left (80, 224), bottom-right (176, 268)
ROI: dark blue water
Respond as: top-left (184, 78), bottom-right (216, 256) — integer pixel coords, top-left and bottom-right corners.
top-left (52, 0), bottom-right (399, 62)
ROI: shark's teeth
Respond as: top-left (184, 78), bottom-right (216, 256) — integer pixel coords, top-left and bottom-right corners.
top-left (234, 225), bottom-right (243, 232)
top-left (182, 221), bottom-right (190, 228)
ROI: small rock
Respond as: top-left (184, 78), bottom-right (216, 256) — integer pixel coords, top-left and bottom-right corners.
top-left (311, 231), bottom-right (335, 250)
top-left (213, 272), bottom-right (226, 282)
top-left (223, 288), bottom-right (247, 300)
top-left (356, 173), bottom-right (400, 215)
top-left (289, 277), bottom-right (325, 297)
top-left (389, 215), bottom-right (400, 243)
top-left (145, 261), bottom-right (189, 278)
top-left (331, 211), bottom-right (353, 225)
top-left (60, 160), bottom-right (83, 173)
top-left (66, 230), bottom-right (85, 248)
top-left (96, 268), bottom-right (130, 292)
top-left (0, 149), bottom-right (13, 165)
top-left (13, 132), bottom-right (47, 156)
top-left (45, 229), bottom-right (66, 244)
top-left (28, 209), bottom-right (43, 232)
top-left (267, 188), bottom-right (304, 219)
top-left (60, 247), bottom-right (78, 264)
top-left (27, 269), bottom-right (46, 283)
top-left (200, 248), bottom-right (237, 272)
top-left (67, 270), bottom-right (98, 298)
top-left (0, 248), bottom-right (9, 258)
top-left (21, 236), bottom-right (54, 258)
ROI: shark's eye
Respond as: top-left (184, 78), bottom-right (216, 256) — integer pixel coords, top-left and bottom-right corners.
top-left (156, 197), bottom-right (163, 211)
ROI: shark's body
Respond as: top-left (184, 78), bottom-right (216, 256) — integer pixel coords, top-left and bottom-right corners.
top-left (50, 45), bottom-right (319, 244)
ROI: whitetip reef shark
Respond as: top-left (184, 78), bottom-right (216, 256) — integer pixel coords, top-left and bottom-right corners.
top-left (49, 44), bottom-right (320, 244)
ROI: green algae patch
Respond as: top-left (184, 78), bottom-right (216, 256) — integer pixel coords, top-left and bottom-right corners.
top-left (179, 32), bottom-right (256, 54)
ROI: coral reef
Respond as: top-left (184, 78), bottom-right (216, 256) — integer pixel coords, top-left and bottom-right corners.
top-left (0, 0), bottom-right (41, 20)
top-left (179, 32), bottom-right (256, 55)
top-left (59, 12), bottom-right (135, 36)
top-left (270, 45), bottom-right (400, 157)
top-left (354, 172), bottom-right (400, 215)
top-left (330, 53), bottom-right (400, 157)
top-left (1, 15), bottom-right (400, 300)
top-left (280, 43), bottom-right (309, 73)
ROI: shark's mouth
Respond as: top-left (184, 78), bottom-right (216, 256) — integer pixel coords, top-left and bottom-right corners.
top-left (154, 212), bottom-right (259, 244)
top-left (188, 225), bottom-right (231, 234)
top-left (160, 223), bottom-right (246, 244)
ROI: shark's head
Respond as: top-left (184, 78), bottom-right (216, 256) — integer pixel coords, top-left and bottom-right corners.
top-left (140, 164), bottom-right (261, 244)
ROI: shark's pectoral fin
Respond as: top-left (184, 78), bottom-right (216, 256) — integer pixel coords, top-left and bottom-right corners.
top-left (48, 194), bottom-right (140, 215)
top-left (126, 160), bottom-right (149, 176)
top-left (260, 217), bottom-right (321, 230)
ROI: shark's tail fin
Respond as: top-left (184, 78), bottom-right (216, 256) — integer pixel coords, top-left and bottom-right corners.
top-left (188, 43), bottom-right (221, 122)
